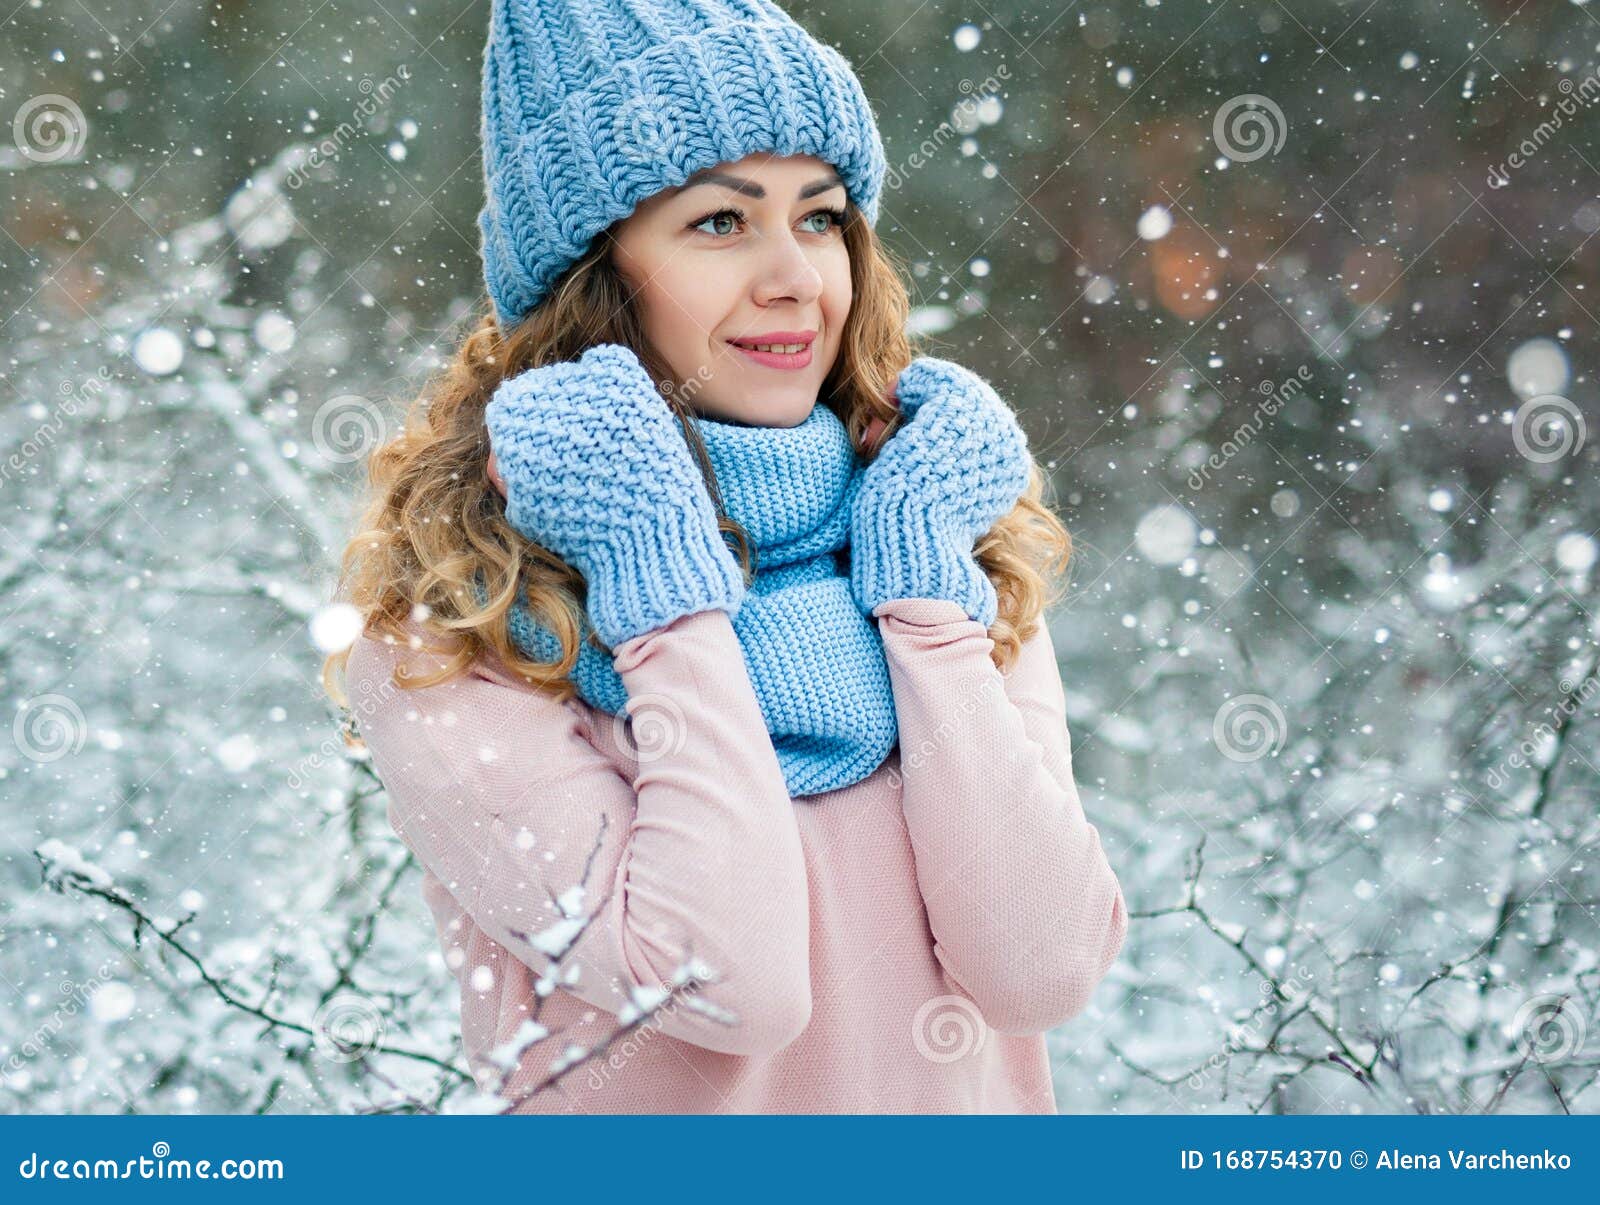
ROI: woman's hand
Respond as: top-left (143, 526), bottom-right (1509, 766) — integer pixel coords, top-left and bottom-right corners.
top-left (484, 342), bottom-right (746, 648)
top-left (848, 356), bottom-right (1032, 627)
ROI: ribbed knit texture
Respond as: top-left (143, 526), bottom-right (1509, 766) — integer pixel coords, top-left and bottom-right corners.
top-left (347, 597), bottom-right (1130, 1113)
top-left (850, 356), bottom-right (1035, 628)
top-left (479, 0), bottom-right (888, 326)
top-left (484, 343), bottom-right (748, 650)
top-left (484, 348), bottom-right (1034, 795)
top-left (502, 397), bottom-right (899, 798)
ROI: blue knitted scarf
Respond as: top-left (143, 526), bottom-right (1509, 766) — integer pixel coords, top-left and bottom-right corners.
top-left (504, 403), bottom-right (899, 798)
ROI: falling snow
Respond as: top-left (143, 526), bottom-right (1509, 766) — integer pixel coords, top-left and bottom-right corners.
top-left (2, 0), bottom-right (1596, 1121)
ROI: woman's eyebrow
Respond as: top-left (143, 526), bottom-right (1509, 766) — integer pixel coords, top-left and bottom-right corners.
top-left (670, 169), bottom-right (845, 199)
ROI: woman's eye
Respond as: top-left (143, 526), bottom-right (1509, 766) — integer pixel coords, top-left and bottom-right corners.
top-left (692, 207), bottom-right (843, 238)
top-left (693, 209), bottom-right (743, 236)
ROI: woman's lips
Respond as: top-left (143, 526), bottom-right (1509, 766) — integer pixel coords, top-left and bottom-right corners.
top-left (727, 332), bottom-right (816, 372)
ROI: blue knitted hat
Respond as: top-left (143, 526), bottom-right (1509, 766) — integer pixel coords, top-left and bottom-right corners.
top-left (479, 0), bottom-right (888, 328)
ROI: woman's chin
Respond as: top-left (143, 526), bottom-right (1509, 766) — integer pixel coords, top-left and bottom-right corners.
top-left (697, 387), bottom-right (817, 428)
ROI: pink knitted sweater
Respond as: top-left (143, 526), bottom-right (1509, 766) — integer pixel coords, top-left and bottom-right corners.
top-left (345, 596), bottom-right (1127, 1114)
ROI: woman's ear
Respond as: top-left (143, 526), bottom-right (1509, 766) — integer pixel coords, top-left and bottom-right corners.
top-left (862, 383), bottom-right (900, 452)
top-left (486, 447), bottom-right (506, 497)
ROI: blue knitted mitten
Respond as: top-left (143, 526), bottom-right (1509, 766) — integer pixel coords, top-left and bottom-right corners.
top-left (849, 356), bottom-right (1033, 627)
top-left (485, 343), bottom-right (746, 648)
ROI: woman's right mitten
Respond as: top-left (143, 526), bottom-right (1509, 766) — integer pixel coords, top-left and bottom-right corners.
top-left (485, 343), bottom-right (746, 648)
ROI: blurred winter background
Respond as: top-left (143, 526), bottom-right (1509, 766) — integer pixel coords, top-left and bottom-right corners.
top-left (2, 0), bottom-right (1598, 1115)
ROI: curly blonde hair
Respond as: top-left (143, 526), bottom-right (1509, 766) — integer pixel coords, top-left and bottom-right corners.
top-left (321, 202), bottom-right (1071, 710)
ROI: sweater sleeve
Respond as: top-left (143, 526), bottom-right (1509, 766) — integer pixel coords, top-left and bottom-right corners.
top-left (344, 609), bottom-right (812, 1058)
top-left (873, 596), bottom-right (1128, 1035)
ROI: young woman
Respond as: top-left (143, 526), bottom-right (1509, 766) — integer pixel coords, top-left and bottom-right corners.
top-left (325, 0), bottom-right (1127, 1114)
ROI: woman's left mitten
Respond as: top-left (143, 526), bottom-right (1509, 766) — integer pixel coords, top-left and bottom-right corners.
top-left (849, 356), bottom-right (1033, 626)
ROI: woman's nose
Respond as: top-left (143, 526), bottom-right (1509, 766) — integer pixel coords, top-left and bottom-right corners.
top-left (753, 234), bottom-right (823, 305)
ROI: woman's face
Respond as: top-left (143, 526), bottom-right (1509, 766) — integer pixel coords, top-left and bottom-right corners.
top-left (609, 151), bottom-right (853, 428)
